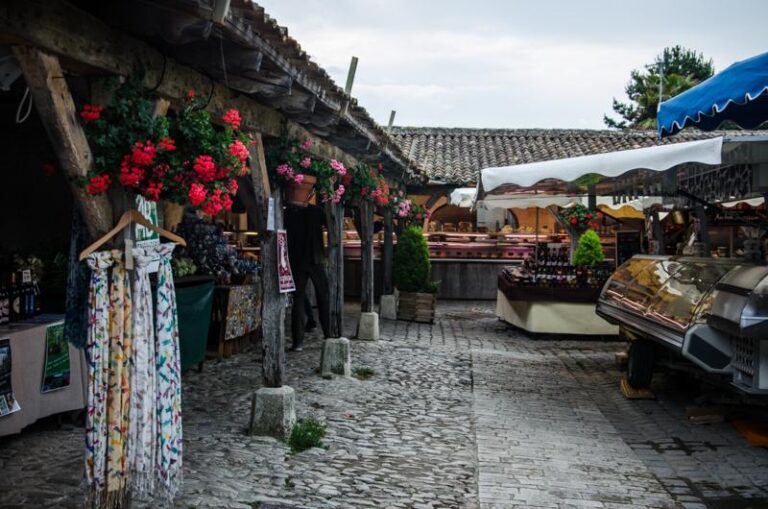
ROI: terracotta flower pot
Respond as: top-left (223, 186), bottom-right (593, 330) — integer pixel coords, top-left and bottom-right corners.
top-left (285, 175), bottom-right (317, 206)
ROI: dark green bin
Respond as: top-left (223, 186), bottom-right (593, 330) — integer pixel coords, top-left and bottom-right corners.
top-left (174, 276), bottom-right (215, 371)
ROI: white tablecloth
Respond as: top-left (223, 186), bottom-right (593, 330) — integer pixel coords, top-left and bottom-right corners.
top-left (0, 316), bottom-right (87, 437)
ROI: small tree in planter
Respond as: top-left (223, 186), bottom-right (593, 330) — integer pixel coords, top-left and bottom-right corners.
top-left (573, 229), bottom-right (605, 266)
top-left (394, 226), bottom-right (438, 323)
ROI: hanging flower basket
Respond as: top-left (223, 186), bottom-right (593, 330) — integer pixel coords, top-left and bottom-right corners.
top-left (285, 174), bottom-right (317, 206)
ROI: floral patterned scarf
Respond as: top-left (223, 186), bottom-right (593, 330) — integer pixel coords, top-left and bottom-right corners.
top-left (154, 243), bottom-right (183, 500)
top-left (128, 247), bottom-right (158, 497)
top-left (85, 251), bottom-right (114, 503)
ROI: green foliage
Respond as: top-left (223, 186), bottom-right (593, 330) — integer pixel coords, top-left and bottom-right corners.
top-left (288, 418), bottom-right (327, 454)
top-left (394, 226), bottom-right (437, 293)
top-left (573, 229), bottom-right (605, 267)
top-left (352, 367), bottom-right (375, 380)
top-left (84, 76), bottom-right (167, 179)
top-left (604, 46), bottom-right (714, 129)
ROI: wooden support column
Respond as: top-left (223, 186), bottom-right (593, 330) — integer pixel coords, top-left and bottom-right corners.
top-left (381, 208), bottom-right (394, 295)
top-left (324, 201), bottom-right (344, 338)
top-left (651, 210), bottom-right (665, 255)
top-left (13, 46), bottom-right (113, 238)
top-left (248, 135), bottom-right (286, 387)
top-left (359, 200), bottom-right (375, 313)
top-left (261, 190), bottom-right (286, 386)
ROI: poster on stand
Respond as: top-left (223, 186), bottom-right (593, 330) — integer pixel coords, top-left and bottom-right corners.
top-left (41, 323), bottom-right (71, 393)
top-left (277, 229), bottom-right (296, 293)
top-left (0, 337), bottom-right (20, 417)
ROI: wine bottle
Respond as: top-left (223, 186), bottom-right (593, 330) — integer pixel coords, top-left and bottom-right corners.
top-left (9, 273), bottom-right (21, 322)
top-left (0, 275), bottom-right (8, 325)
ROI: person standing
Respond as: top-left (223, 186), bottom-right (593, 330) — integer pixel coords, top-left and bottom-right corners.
top-left (284, 204), bottom-right (330, 351)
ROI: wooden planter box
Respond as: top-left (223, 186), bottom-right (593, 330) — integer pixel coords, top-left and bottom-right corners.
top-left (397, 291), bottom-right (437, 323)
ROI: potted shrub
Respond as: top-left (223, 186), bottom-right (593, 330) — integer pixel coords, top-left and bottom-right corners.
top-left (394, 226), bottom-right (438, 323)
top-left (573, 229), bottom-right (605, 287)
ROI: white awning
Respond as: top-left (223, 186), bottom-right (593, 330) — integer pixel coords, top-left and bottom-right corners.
top-left (478, 195), bottom-right (662, 212)
top-left (449, 187), bottom-right (477, 207)
top-left (480, 137), bottom-right (724, 193)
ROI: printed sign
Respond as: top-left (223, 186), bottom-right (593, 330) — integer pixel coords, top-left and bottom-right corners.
top-left (0, 337), bottom-right (20, 417)
top-left (135, 195), bottom-right (160, 247)
top-left (41, 323), bottom-right (71, 393)
top-left (277, 229), bottom-right (296, 293)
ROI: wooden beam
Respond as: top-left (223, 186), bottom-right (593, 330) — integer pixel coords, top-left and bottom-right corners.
top-left (381, 208), bottom-right (394, 295)
top-left (0, 0), bottom-right (358, 169)
top-left (324, 201), bottom-right (344, 338)
top-left (12, 45), bottom-right (113, 238)
top-left (260, 190), bottom-right (286, 387)
top-left (359, 200), bottom-right (375, 314)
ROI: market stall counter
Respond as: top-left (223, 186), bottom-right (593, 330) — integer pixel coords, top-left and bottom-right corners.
top-left (0, 315), bottom-right (87, 437)
top-left (496, 261), bottom-right (618, 335)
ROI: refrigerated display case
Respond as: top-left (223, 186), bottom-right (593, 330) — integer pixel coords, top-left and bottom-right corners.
top-left (597, 255), bottom-right (768, 394)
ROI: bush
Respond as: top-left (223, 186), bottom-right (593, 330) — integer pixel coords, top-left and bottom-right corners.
top-left (573, 229), bottom-right (605, 266)
top-left (394, 226), bottom-right (437, 293)
top-left (352, 367), bottom-right (375, 380)
top-left (288, 418), bottom-right (327, 453)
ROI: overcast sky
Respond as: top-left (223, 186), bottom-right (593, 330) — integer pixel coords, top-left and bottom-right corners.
top-left (257, 0), bottom-right (767, 130)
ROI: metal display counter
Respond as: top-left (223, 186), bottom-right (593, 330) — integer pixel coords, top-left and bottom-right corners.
top-left (597, 255), bottom-right (768, 393)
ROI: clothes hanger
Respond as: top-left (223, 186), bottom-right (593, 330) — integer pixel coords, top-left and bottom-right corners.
top-left (79, 209), bottom-right (187, 261)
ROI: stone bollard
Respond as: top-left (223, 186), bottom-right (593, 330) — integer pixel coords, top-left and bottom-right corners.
top-left (249, 386), bottom-right (296, 440)
top-left (357, 311), bottom-right (380, 340)
top-left (320, 337), bottom-right (351, 378)
top-left (379, 294), bottom-right (398, 320)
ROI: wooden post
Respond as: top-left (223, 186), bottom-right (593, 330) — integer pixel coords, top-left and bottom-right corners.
top-left (651, 210), bottom-right (664, 255)
top-left (13, 46), bottom-right (113, 238)
top-left (324, 200), bottom-right (344, 338)
top-left (260, 190), bottom-right (286, 386)
top-left (247, 135), bottom-right (285, 387)
top-left (382, 208), bottom-right (394, 295)
top-left (359, 200), bottom-right (375, 313)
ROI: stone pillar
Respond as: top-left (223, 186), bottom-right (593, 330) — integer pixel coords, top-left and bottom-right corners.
top-left (320, 337), bottom-right (351, 378)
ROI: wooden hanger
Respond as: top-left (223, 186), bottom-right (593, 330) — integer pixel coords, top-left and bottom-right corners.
top-left (79, 209), bottom-right (187, 261)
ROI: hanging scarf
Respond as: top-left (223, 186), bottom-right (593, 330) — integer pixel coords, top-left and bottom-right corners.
top-left (154, 243), bottom-right (183, 500)
top-left (128, 247), bottom-right (158, 498)
top-left (104, 250), bottom-right (132, 505)
top-left (84, 251), bottom-right (114, 504)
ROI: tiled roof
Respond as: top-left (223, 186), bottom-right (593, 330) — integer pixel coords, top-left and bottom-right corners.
top-left (389, 127), bottom-right (746, 185)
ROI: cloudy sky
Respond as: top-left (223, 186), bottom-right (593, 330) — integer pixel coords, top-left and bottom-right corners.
top-left (257, 0), bottom-right (767, 130)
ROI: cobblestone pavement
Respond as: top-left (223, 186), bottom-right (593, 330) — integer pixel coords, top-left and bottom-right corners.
top-left (1, 301), bottom-right (768, 508)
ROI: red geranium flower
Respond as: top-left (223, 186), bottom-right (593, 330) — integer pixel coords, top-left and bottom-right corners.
top-left (144, 181), bottom-right (163, 202)
top-left (570, 217), bottom-right (577, 225)
top-left (193, 155), bottom-right (217, 182)
top-left (228, 179), bottom-right (239, 194)
top-left (79, 104), bottom-right (103, 123)
top-left (222, 109), bottom-right (242, 131)
top-left (87, 174), bottom-right (111, 194)
top-left (188, 183), bottom-right (207, 206)
top-left (158, 137), bottom-right (176, 151)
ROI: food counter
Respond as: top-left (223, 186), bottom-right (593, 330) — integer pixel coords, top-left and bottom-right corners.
top-left (597, 255), bottom-right (768, 393)
top-left (496, 264), bottom-right (618, 336)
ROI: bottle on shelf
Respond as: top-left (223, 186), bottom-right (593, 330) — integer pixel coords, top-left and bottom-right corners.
top-left (9, 273), bottom-right (21, 322)
top-left (0, 275), bottom-right (8, 325)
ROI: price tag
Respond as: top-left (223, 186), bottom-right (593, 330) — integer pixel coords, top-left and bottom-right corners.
top-left (21, 270), bottom-right (31, 284)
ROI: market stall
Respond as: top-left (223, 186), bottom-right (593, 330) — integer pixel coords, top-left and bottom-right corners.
top-left (478, 136), bottom-right (766, 335)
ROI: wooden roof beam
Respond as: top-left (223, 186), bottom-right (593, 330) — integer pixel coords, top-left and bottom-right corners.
top-left (0, 0), bottom-right (360, 168)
